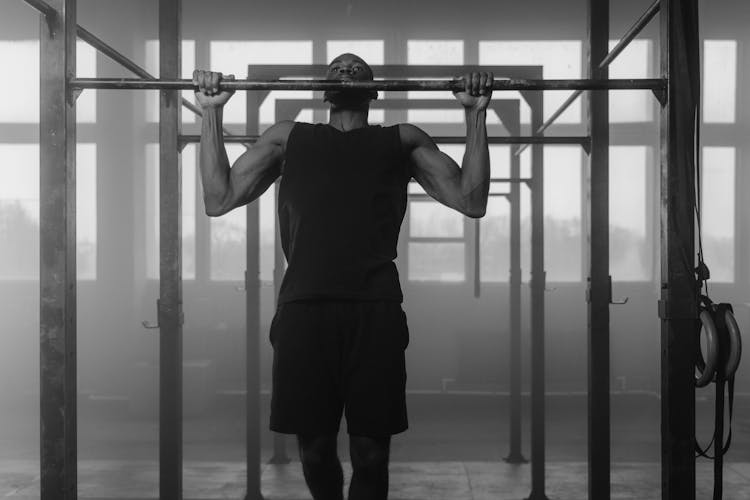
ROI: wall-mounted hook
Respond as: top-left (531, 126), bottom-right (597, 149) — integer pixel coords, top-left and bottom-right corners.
top-left (142, 299), bottom-right (160, 329)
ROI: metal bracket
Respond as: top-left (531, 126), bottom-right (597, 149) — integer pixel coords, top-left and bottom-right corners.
top-left (141, 298), bottom-right (185, 329)
top-left (177, 135), bottom-right (190, 152)
top-left (509, 267), bottom-right (522, 282)
top-left (490, 193), bottom-right (511, 200)
top-left (652, 87), bottom-right (667, 107)
top-left (581, 136), bottom-right (593, 156)
top-left (585, 276), bottom-right (629, 304)
top-left (609, 275), bottom-right (629, 305)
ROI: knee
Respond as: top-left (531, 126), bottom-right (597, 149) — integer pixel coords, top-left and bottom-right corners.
top-left (349, 435), bottom-right (390, 469)
top-left (298, 434), bottom-right (338, 467)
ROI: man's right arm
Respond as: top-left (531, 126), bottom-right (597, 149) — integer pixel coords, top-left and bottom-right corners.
top-left (194, 69), bottom-right (292, 216)
top-left (199, 108), bottom-right (292, 216)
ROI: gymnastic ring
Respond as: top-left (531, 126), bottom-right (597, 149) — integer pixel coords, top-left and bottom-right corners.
top-left (696, 309), bottom-right (719, 388)
top-left (723, 308), bottom-right (742, 378)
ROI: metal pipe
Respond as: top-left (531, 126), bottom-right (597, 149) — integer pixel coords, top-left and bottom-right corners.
top-left (178, 134), bottom-right (589, 146)
top-left (516, 0), bottom-right (661, 155)
top-left (600, 0), bottom-right (660, 69)
top-left (23, 0), bottom-right (57, 17)
top-left (70, 77), bottom-right (666, 92)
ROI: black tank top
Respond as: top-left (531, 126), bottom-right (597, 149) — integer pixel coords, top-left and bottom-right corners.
top-left (277, 122), bottom-right (410, 304)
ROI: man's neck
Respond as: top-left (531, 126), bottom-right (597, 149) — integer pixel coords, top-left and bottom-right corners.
top-left (327, 107), bottom-right (370, 132)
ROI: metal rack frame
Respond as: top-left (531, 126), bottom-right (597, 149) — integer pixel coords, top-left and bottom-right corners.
top-left (28, 0), bottom-right (699, 499)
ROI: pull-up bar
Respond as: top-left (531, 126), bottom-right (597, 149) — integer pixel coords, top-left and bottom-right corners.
top-left (177, 134), bottom-right (590, 146)
top-left (70, 77), bottom-right (666, 92)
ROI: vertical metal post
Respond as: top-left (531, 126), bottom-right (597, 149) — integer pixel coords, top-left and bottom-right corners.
top-left (39, 0), bottom-right (77, 498)
top-left (587, 0), bottom-right (611, 499)
top-left (269, 179), bottom-right (290, 465)
top-left (504, 102), bottom-right (527, 465)
top-left (525, 93), bottom-right (548, 500)
top-left (268, 106), bottom-right (291, 466)
top-left (159, 0), bottom-right (182, 498)
top-left (659, 0), bottom-right (699, 498)
top-left (245, 90), bottom-right (264, 500)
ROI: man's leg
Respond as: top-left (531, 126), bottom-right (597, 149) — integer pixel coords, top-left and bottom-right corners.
top-left (348, 435), bottom-right (391, 500)
top-left (297, 433), bottom-right (344, 500)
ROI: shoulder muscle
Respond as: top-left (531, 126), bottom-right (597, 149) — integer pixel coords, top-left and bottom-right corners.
top-left (255, 120), bottom-right (295, 151)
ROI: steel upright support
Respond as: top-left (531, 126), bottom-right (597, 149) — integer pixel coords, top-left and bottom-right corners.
top-left (158, 0), bottom-right (183, 499)
top-left (39, 0), bottom-right (77, 498)
top-left (503, 102), bottom-right (527, 465)
top-left (587, 0), bottom-right (611, 498)
top-left (659, 0), bottom-right (700, 499)
top-left (268, 102), bottom-right (294, 466)
top-left (526, 92), bottom-right (549, 500)
top-left (245, 91), bottom-right (265, 500)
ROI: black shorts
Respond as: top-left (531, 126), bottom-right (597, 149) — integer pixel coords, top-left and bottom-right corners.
top-left (269, 300), bottom-right (409, 437)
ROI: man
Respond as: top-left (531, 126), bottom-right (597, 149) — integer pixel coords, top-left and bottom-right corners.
top-left (193, 53), bottom-right (493, 500)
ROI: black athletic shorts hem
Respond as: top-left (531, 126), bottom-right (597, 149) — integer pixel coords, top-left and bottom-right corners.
top-left (269, 300), bottom-right (409, 437)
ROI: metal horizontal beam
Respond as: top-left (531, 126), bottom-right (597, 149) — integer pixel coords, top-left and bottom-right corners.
top-left (408, 176), bottom-right (528, 185)
top-left (71, 78), bottom-right (666, 92)
top-left (178, 134), bottom-right (589, 147)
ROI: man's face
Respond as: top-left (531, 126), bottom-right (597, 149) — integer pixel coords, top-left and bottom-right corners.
top-left (324, 53), bottom-right (377, 107)
top-left (326, 53), bottom-right (374, 81)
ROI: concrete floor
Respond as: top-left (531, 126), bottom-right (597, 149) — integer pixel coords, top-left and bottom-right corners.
top-left (3, 459), bottom-right (750, 499)
top-left (2, 392), bottom-right (749, 499)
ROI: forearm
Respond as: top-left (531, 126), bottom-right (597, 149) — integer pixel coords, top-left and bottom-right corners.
top-left (460, 108), bottom-right (490, 216)
top-left (199, 107), bottom-right (232, 215)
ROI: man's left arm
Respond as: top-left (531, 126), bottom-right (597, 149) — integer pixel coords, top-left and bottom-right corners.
top-left (403, 71), bottom-right (493, 218)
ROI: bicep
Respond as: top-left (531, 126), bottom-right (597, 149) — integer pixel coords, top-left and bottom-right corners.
top-left (408, 132), bottom-right (465, 213)
top-left (224, 134), bottom-right (284, 210)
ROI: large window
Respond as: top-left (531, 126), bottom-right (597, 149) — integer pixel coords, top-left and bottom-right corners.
top-left (703, 40), bottom-right (737, 123)
top-left (407, 40), bottom-right (465, 124)
top-left (0, 143), bottom-right (97, 280)
top-left (0, 40), bottom-right (97, 123)
top-left (544, 146), bottom-right (582, 282)
top-left (610, 146), bottom-right (650, 280)
top-left (701, 147), bottom-right (735, 282)
top-left (210, 41), bottom-right (313, 124)
top-left (479, 41), bottom-right (582, 125)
